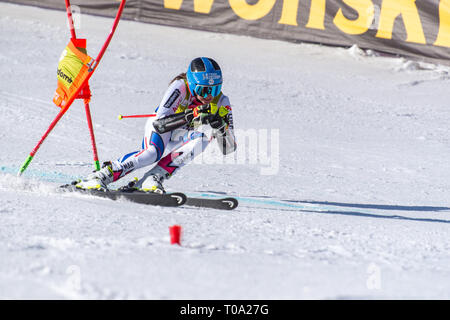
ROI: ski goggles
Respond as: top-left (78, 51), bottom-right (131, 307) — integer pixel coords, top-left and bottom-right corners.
top-left (193, 84), bottom-right (222, 98)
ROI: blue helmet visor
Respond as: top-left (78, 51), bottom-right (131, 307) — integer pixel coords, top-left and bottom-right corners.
top-left (193, 84), bottom-right (222, 98)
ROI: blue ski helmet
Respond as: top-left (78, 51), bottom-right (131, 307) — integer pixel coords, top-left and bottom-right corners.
top-left (186, 57), bottom-right (222, 98)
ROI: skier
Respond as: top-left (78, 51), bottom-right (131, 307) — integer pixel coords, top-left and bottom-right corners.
top-left (75, 57), bottom-right (236, 194)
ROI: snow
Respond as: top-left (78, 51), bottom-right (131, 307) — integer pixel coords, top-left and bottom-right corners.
top-left (1, 2), bottom-right (450, 299)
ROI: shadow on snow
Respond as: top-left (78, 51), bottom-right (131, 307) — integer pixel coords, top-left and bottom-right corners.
top-left (284, 199), bottom-right (450, 213)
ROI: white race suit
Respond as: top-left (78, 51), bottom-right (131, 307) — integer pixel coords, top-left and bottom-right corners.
top-left (107, 79), bottom-right (236, 183)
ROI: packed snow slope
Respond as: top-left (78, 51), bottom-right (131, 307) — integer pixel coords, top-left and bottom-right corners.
top-left (1, 3), bottom-right (450, 299)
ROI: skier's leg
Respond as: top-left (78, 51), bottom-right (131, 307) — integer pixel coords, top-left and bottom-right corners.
top-left (76, 118), bottom-right (172, 190)
top-left (136, 126), bottom-right (213, 193)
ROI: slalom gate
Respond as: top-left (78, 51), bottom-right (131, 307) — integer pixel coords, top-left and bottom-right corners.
top-left (18, 0), bottom-right (127, 176)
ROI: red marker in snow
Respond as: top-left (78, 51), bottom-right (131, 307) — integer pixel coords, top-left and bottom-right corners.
top-left (169, 225), bottom-right (182, 245)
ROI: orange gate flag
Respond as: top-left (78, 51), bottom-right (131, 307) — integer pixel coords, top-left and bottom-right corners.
top-left (53, 38), bottom-right (94, 109)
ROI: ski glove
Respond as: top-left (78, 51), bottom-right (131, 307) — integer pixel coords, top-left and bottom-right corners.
top-left (192, 105), bottom-right (211, 125)
top-left (208, 113), bottom-right (226, 130)
top-left (192, 105), bottom-right (226, 131)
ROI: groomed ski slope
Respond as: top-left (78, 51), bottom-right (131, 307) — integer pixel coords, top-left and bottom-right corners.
top-left (1, 3), bottom-right (450, 299)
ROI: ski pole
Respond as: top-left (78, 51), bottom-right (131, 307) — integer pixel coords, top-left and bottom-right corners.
top-left (65, 0), bottom-right (77, 39)
top-left (18, 108), bottom-right (69, 176)
top-left (94, 0), bottom-right (126, 67)
top-left (84, 100), bottom-right (101, 171)
top-left (118, 114), bottom-right (157, 120)
top-left (65, 1), bottom-right (100, 171)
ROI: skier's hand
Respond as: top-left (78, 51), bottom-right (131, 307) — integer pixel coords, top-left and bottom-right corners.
top-left (192, 105), bottom-right (227, 131)
top-left (192, 105), bottom-right (212, 126)
top-left (208, 113), bottom-right (226, 130)
top-left (209, 105), bottom-right (229, 131)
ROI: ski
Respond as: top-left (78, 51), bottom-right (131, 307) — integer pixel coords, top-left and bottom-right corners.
top-left (185, 196), bottom-right (239, 210)
top-left (60, 184), bottom-right (238, 210)
top-left (60, 184), bottom-right (186, 207)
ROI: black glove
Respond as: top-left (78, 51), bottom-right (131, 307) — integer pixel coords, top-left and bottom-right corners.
top-left (208, 112), bottom-right (226, 130)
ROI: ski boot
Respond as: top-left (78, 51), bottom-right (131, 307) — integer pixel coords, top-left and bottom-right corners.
top-left (134, 165), bottom-right (170, 194)
top-left (75, 161), bottom-right (116, 191)
top-left (140, 175), bottom-right (166, 194)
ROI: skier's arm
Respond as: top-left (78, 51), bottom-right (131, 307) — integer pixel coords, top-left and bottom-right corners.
top-left (154, 80), bottom-right (185, 118)
top-left (211, 96), bottom-right (236, 155)
top-left (191, 97), bottom-right (237, 155)
top-left (152, 80), bottom-right (189, 133)
top-left (214, 109), bottom-right (236, 155)
top-left (153, 110), bottom-right (193, 134)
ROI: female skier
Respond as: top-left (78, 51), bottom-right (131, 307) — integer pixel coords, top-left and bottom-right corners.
top-left (75, 57), bottom-right (236, 193)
